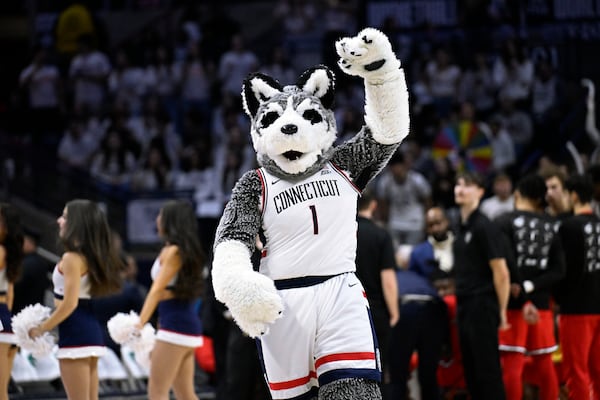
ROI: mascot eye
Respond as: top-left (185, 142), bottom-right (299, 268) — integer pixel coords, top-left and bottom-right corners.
top-left (302, 110), bottom-right (323, 124)
top-left (260, 111), bottom-right (280, 128)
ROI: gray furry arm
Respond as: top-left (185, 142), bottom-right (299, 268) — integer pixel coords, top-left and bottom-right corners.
top-left (332, 128), bottom-right (400, 191)
top-left (213, 170), bottom-right (262, 252)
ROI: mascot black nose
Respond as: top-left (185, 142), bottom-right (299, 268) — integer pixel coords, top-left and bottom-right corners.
top-left (281, 124), bottom-right (298, 135)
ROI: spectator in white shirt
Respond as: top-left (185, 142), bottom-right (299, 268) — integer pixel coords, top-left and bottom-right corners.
top-left (480, 173), bottom-right (514, 220)
top-left (458, 52), bottom-right (496, 119)
top-left (143, 45), bottom-right (180, 131)
top-left (488, 116), bottom-right (516, 174)
top-left (108, 48), bottom-right (146, 116)
top-left (131, 144), bottom-right (172, 192)
top-left (172, 144), bottom-right (224, 250)
top-left (218, 34), bottom-right (259, 98)
top-left (19, 46), bottom-right (62, 111)
top-left (376, 151), bottom-right (432, 247)
top-left (493, 39), bottom-right (534, 109)
top-left (176, 43), bottom-right (214, 133)
top-left (69, 34), bottom-right (111, 112)
top-left (492, 95), bottom-right (534, 159)
top-left (126, 96), bottom-right (162, 153)
top-left (531, 59), bottom-right (562, 123)
top-left (57, 118), bottom-right (98, 170)
top-left (19, 45), bottom-right (64, 136)
top-left (426, 47), bottom-right (462, 118)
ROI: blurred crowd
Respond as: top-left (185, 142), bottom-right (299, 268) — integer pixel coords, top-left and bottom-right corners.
top-left (12, 0), bottom-right (595, 241)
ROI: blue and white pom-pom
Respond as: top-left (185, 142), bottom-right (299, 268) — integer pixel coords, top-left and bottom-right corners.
top-left (108, 311), bottom-right (155, 369)
top-left (11, 304), bottom-right (55, 358)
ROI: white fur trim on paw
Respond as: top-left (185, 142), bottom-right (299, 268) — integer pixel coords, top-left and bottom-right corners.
top-left (212, 240), bottom-right (284, 337)
top-left (235, 318), bottom-right (269, 338)
top-left (335, 27), bottom-right (400, 80)
top-left (225, 273), bottom-right (284, 337)
top-left (11, 304), bottom-right (55, 358)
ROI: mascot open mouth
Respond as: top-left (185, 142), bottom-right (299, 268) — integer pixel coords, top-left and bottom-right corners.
top-left (282, 151), bottom-right (304, 161)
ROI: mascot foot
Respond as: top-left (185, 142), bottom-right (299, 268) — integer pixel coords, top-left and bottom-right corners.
top-left (319, 377), bottom-right (381, 400)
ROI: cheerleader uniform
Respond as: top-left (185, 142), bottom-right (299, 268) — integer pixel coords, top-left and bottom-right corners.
top-left (0, 268), bottom-right (15, 344)
top-left (151, 258), bottom-right (203, 347)
top-left (53, 264), bottom-right (106, 359)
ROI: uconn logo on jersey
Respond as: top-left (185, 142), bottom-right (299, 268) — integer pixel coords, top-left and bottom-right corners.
top-left (273, 179), bottom-right (341, 213)
top-left (583, 222), bottom-right (600, 272)
top-left (513, 215), bottom-right (559, 269)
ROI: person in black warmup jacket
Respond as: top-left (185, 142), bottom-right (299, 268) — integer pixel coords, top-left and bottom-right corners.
top-left (554, 173), bottom-right (600, 399)
top-left (495, 173), bottom-right (565, 400)
top-left (452, 171), bottom-right (509, 400)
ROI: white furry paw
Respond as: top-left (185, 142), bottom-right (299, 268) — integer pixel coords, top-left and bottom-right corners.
top-left (234, 312), bottom-right (275, 338)
top-left (216, 269), bottom-right (283, 338)
top-left (212, 241), bottom-right (284, 337)
top-left (335, 27), bottom-right (400, 81)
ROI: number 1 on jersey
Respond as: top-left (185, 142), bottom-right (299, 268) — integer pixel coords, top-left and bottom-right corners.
top-left (309, 205), bottom-right (319, 234)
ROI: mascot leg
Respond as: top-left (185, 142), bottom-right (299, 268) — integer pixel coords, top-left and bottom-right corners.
top-left (318, 378), bottom-right (381, 400)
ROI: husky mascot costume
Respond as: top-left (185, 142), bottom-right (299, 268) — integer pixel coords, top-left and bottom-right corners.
top-left (212, 28), bottom-right (410, 399)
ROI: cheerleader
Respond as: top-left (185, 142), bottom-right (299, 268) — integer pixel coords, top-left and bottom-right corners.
top-left (29, 199), bottom-right (122, 400)
top-left (136, 200), bottom-right (205, 400)
top-left (0, 203), bottom-right (23, 400)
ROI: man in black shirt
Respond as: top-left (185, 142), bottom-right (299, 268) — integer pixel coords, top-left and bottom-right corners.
top-left (555, 173), bottom-right (600, 399)
top-left (355, 190), bottom-right (399, 398)
top-left (453, 171), bottom-right (509, 399)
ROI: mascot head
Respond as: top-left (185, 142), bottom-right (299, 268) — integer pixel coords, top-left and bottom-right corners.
top-left (242, 66), bottom-right (337, 180)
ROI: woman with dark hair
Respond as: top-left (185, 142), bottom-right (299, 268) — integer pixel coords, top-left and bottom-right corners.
top-left (0, 203), bottom-right (24, 400)
top-left (89, 127), bottom-right (137, 189)
top-left (29, 199), bottom-right (122, 400)
top-left (136, 199), bottom-right (205, 400)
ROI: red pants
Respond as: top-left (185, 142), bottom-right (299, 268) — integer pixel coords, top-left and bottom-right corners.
top-left (437, 295), bottom-right (466, 391)
top-left (559, 314), bottom-right (600, 400)
top-left (500, 310), bottom-right (558, 400)
top-left (499, 309), bottom-right (556, 353)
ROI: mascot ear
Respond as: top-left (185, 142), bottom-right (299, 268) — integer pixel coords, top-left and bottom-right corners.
top-left (296, 65), bottom-right (335, 109)
top-left (242, 73), bottom-right (284, 119)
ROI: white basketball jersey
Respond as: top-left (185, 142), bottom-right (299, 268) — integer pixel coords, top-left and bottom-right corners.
top-left (257, 162), bottom-right (360, 280)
